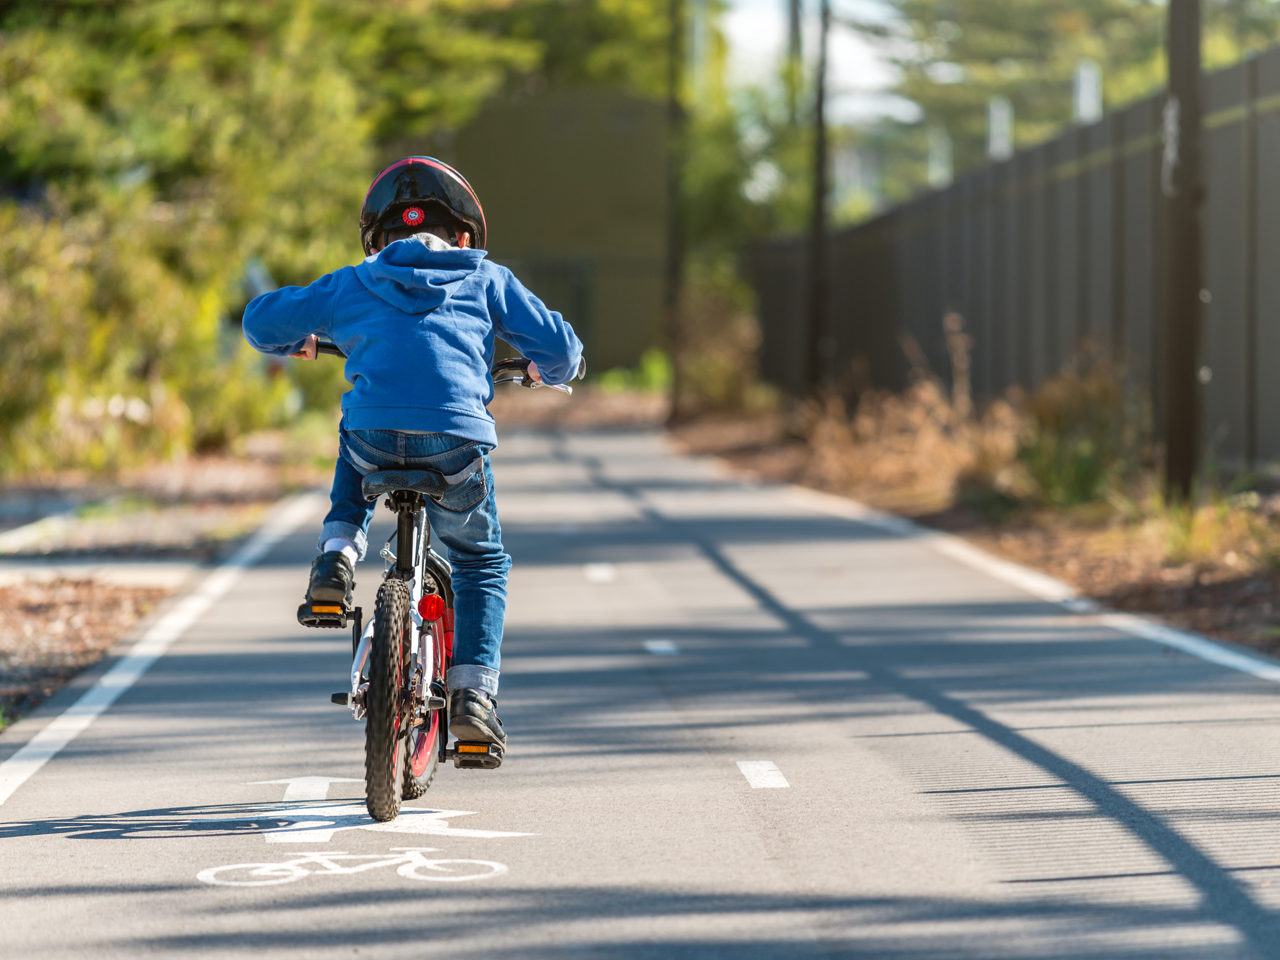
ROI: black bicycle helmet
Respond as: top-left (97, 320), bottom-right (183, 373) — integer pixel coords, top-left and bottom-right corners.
top-left (359, 157), bottom-right (487, 255)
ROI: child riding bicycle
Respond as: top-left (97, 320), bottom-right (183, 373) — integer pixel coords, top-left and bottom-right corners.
top-left (241, 157), bottom-right (584, 751)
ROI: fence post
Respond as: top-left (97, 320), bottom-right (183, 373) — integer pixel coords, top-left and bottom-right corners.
top-left (1244, 53), bottom-right (1259, 467)
top-left (805, 0), bottom-right (831, 394)
top-left (1162, 0), bottom-right (1204, 498)
top-left (663, 0), bottom-right (686, 422)
top-left (1110, 112), bottom-right (1126, 364)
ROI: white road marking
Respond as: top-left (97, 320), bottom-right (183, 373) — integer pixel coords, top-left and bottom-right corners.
top-left (251, 776), bottom-right (363, 802)
top-left (736, 760), bottom-right (789, 788)
top-left (790, 485), bottom-right (1280, 684)
top-left (197, 802), bottom-right (536, 843)
top-left (583, 562), bottom-right (617, 583)
top-left (0, 491), bottom-right (326, 808)
top-left (0, 509), bottom-right (76, 554)
top-left (197, 848), bottom-right (508, 886)
top-left (643, 638), bottom-right (679, 655)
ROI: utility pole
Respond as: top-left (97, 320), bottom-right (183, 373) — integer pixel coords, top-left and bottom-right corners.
top-left (805, 0), bottom-right (830, 394)
top-left (787, 0), bottom-right (802, 123)
top-left (664, 0), bottom-right (686, 423)
top-left (1162, 0), bottom-right (1204, 499)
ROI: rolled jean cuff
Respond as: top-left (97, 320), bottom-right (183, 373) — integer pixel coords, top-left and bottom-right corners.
top-left (317, 521), bottom-right (368, 561)
top-left (447, 665), bottom-right (499, 697)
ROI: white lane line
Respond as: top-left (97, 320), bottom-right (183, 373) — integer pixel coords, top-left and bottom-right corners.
top-left (643, 638), bottom-right (679, 656)
top-left (1097, 611), bottom-right (1280, 682)
top-left (251, 776), bottom-right (364, 802)
top-left (583, 562), bottom-right (617, 583)
top-left (736, 760), bottom-right (790, 788)
top-left (0, 491), bottom-right (325, 808)
top-left (0, 509), bottom-right (77, 554)
top-left (790, 485), bottom-right (1280, 683)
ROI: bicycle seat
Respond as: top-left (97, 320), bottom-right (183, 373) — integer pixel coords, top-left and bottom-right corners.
top-left (360, 459), bottom-right (483, 501)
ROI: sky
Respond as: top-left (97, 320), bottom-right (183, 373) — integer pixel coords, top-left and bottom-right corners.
top-left (720, 0), bottom-right (919, 124)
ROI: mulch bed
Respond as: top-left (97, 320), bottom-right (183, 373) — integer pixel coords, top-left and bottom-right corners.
top-left (0, 580), bottom-right (171, 728)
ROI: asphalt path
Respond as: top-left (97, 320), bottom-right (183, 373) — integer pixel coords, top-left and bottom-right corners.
top-left (4, 428), bottom-right (1280, 958)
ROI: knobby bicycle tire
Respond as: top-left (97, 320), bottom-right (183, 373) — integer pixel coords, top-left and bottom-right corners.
top-left (365, 580), bottom-right (410, 821)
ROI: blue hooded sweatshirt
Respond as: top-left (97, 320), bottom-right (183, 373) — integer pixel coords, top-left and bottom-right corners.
top-left (242, 237), bottom-right (583, 446)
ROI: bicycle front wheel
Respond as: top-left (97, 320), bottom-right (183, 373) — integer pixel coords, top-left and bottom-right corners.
top-left (365, 580), bottom-right (410, 822)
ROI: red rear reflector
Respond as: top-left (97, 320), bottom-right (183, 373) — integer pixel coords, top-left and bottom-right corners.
top-left (418, 594), bottom-right (445, 621)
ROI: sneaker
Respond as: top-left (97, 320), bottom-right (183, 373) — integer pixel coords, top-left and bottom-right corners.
top-left (449, 688), bottom-right (506, 746)
top-left (306, 550), bottom-right (355, 607)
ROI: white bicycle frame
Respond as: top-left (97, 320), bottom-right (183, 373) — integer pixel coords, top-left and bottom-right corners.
top-left (347, 504), bottom-right (450, 722)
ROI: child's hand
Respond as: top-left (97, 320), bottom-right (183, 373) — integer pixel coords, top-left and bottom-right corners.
top-left (291, 335), bottom-right (318, 360)
top-left (526, 360), bottom-right (542, 382)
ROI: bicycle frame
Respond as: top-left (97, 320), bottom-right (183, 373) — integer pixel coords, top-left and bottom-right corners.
top-left (346, 492), bottom-right (453, 755)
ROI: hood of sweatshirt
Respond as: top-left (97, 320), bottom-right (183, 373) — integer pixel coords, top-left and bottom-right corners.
top-left (352, 236), bottom-right (488, 314)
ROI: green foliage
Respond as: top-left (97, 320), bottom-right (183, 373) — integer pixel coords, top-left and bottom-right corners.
top-left (0, 0), bottom-right (535, 473)
top-left (597, 348), bottom-right (674, 393)
top-left (479, 0), bottom-right (672, 99)
top-left (854, 0), bottom-right (1280, 184)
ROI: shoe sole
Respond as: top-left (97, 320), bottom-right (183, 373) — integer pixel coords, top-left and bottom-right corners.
top-left (309, 585), bottom-right (352, 603)
top-left (449, 715), bottom-right (506, 746)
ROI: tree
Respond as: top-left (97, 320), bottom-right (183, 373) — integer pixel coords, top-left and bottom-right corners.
top-left (0, 0), bottom-right (535, 469)
top-left (852, 0), bottom-right (1280, 182)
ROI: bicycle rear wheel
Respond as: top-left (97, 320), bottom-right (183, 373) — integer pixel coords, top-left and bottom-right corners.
top-left (365, 580), bottom-right (410, 821)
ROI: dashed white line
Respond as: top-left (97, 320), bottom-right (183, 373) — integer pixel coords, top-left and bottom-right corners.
top-left (736, 760), bottom-right (789, 788)
top-left (0, 491), bottom-right (325, 808)
top-left (643, 639), bottom-right (679, 655)
top-left (583, 562), bottom-right (617, 583)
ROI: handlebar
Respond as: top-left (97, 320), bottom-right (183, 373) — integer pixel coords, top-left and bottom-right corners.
top-left (312, 340), bottom-right (583, 395)
top-left (492, 357), bottom-right (574, 395)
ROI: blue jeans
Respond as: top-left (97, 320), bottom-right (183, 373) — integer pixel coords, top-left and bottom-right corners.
top-left (319, 424), bottom-right (511, 696)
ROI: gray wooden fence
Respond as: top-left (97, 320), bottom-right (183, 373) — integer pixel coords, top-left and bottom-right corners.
top-left (749, 47), bottom-right (1280, 468)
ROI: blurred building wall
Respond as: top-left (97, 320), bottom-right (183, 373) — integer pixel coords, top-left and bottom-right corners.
top-left (451, 89), bottom-right (667, 371)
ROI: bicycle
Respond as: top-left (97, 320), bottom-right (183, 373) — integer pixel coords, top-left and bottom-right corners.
top-left (298, 340), bottom-right (578, 821)
top-left (196, 847), bottom-right (507, 886)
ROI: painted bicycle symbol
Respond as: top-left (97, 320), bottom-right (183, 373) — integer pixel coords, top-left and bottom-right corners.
top-left (197, 847), bottom-right (507, 886)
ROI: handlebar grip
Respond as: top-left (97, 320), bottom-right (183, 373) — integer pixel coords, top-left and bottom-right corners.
top-left (315, 339), bottom-right (346, 358)
top-left (492, 358), bottom-right (531, 375)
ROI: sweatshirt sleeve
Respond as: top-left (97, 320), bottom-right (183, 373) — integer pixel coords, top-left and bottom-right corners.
top-left (487, 265), bottom-right (584, 386)
top-left (241, 269), bottom-right (343, 357)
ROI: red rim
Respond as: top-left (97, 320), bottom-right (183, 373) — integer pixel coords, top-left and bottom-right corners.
top-left (408, 615), bottom-right (447, 777)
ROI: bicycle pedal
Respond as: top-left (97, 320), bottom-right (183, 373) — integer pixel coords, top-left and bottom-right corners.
top-left (451, 741), bottom-right (503, 770)
top-left (297, 601), bottom-right (351, 628)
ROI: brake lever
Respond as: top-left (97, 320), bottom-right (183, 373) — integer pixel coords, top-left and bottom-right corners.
top-left (493, 372), bottom-right (573, 395)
